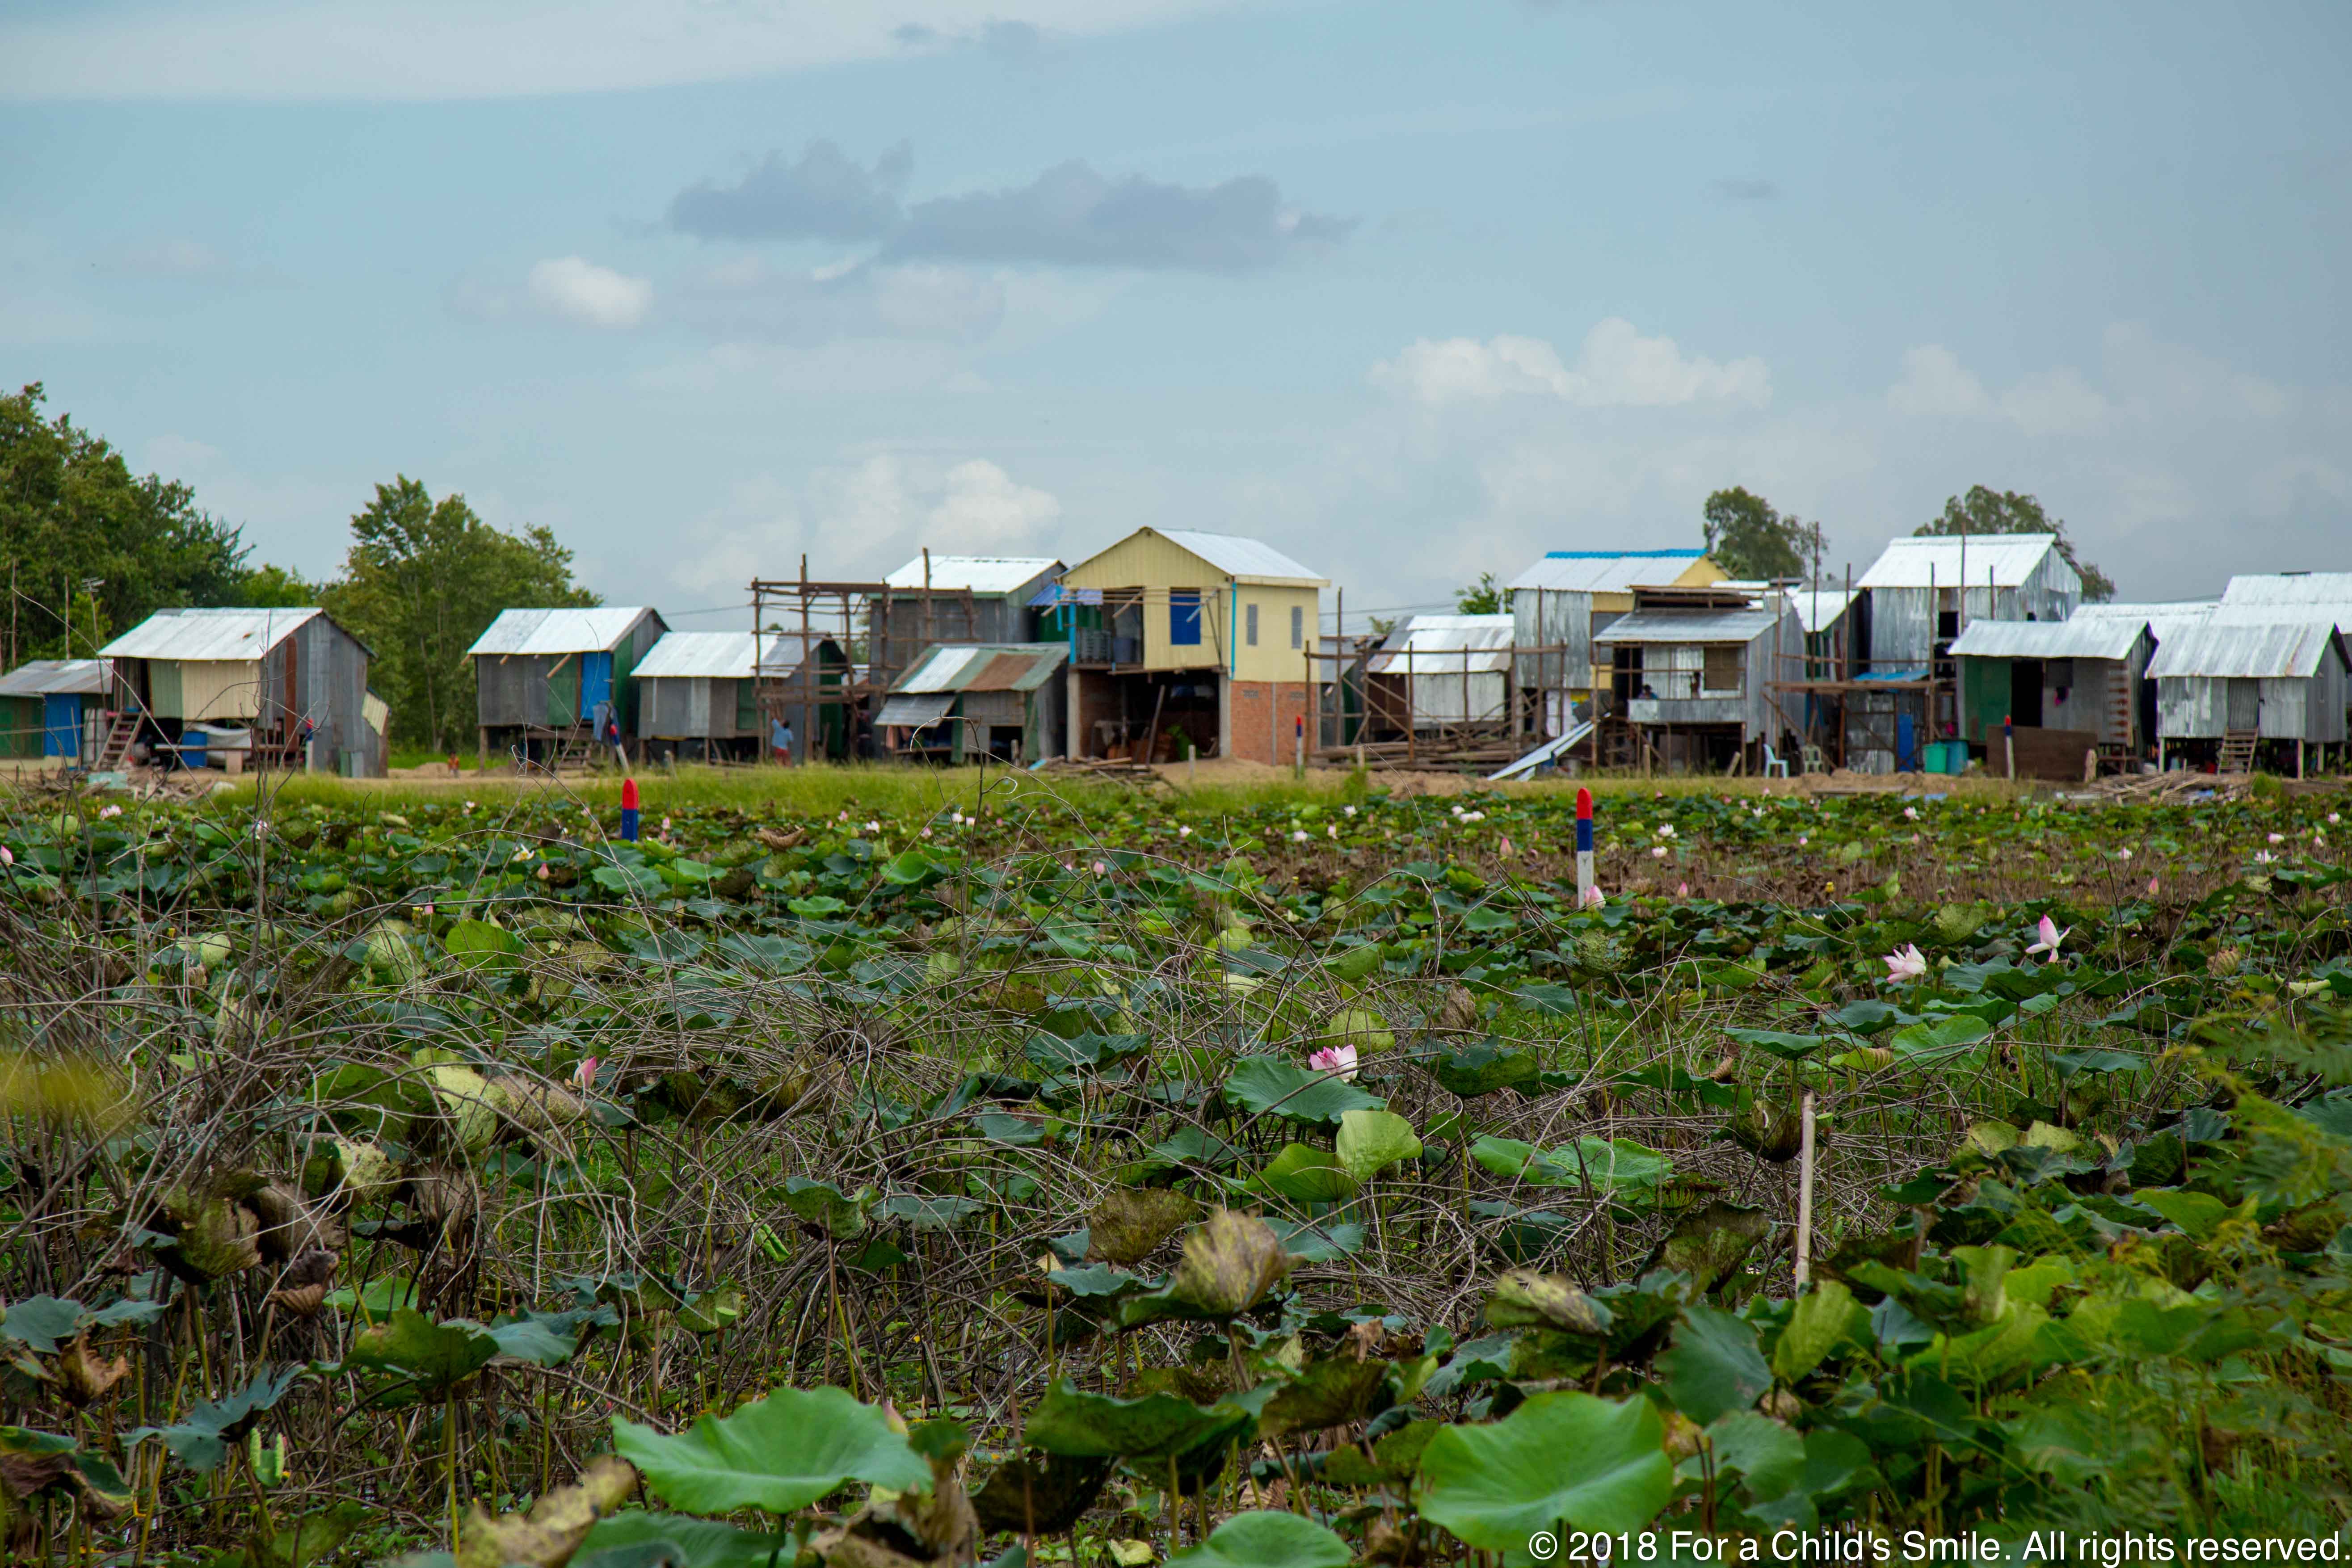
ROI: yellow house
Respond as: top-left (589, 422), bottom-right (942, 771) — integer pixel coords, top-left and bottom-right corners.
top-left (1051, 527), bottom-right (1328, 764)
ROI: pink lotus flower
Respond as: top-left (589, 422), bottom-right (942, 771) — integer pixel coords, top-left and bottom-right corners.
top-left (2026, 915), bottom-right (2068, 959)
top-left (1676, 882), bottom-right (1689, 898)
top-left (573, 1057), bottom-right (600, 1091)
top-left (1308, 1043), bottom-right (1359, 1081)
top-left (2147, 875), bottom-right (2160, 896)
top-left (98, 803), bottom-right (122, 820)
top-left (1883, 943), bottom-right (1928, 984)
top-left (1903, 806), bottom-right (1919, 821)
top-left (1579, 885), bottom-right (1605, 908)
top-left (0, 845), bottom-right (12, 866)
top-left (1499, 836), bottom-right (1515, 857)
top-left (1650, 846), bottom-right (1668, 860)
top-left (2268, 832), bottom-right (2285, 845)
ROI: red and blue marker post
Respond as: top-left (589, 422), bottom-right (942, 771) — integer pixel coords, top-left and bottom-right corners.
top-left (1575, 787), bottom-right (1595, 904)
top-left (620, 777), bottom-right (640, 842)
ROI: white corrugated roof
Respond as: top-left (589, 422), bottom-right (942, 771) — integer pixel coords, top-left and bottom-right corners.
top-left (466, 607), bottom-right (654, 657)
top-left (101, 607), bottom-right (322, 661)
top-left (1593, 606), bottom-right (1783, 644)
top-left (1947, 618), bottom-right (2149, 661)
top-left (1157, 530), bottom-right (1327, 587)
top-left (2072, 599), bottom-right (2216, 646)
top-left (1506, 550), bottom-right (1708, 594)
top-left (1366, 614), bottom-right (1516, 675)
top-left (1856, 534), bottom-right (2067, 590)
top-left (0, 659), bottom-right (109, 698)
top-left (2147, 617), bottom-right (2348, 680)
top-left (2221, 572), bottom-right (2352, 607)
top-left (1788, 588), bottom-right (1860, 634)
top-left (635, 631), bottom-right (779, 680)
top-left (901, 645), bottom-right (987, 693)
top-left (881, 555), bottom-right (1062, 595)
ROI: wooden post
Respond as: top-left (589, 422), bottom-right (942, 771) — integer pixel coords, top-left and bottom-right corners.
top-left (1794, 1090), bottom-right (1818, 1287)
top-left (477, 724), bottom-right (487, 770)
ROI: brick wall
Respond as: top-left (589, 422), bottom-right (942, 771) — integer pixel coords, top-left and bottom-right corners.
top-left (1225, 679), bottom-right (1313, 765)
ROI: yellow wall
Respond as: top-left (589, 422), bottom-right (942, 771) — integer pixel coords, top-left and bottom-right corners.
top-left (1061, 530), bottom-right (1324, 677)
top-left (177, 660), bottom-right (265, 721)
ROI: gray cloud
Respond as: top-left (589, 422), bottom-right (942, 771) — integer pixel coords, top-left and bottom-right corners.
top-left (667, 140), bottom-right (912, 242)
top-left (670, 143), bottom-right (1351, 272)
top-left (1710, 177), bottom-right (1779, 202)
top-left (889, 161), bottom-right (1351, 271)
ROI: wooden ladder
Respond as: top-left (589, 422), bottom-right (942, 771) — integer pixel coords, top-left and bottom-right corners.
top-left (91, 712), bottom-right (140, 772)
top-left (2218, 731), bottom-right (2259, 773)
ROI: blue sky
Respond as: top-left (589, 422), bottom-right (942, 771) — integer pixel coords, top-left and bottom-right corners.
top-left (4, 0), bottom-right (2347, 626)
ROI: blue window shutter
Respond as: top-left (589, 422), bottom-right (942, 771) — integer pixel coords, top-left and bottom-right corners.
top-left (1170, 591), bottom-right (1202, 646)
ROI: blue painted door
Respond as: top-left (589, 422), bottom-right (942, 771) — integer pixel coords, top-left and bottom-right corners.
top-left (42, 694), bottom-right (80, 759)
top-left (579, 652), bottom-right (614, 722)
top-left (1896, 712), bottom-right (1919, 772)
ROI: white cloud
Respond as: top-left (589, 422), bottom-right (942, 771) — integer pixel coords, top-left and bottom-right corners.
top-left (930, 458), bottom-right (1062, 545)
top-left (526, 257), bottom-right (651, 329)
top-left (1885, 345), bottom-right (1988, 418)
top-left (0, 0), bottom-right (1233, 101)
top-left (666, 451), bottom-right (1064, 598)
top-left (1371, 318), bottom-right (1769, 408)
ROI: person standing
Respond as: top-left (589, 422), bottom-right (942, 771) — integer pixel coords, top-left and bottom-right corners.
top-left (771, 715), bottom-right (795, 765)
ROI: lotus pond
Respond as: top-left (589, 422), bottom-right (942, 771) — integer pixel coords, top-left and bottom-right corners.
top-left (7, 769), bottom-right (2352, 1567)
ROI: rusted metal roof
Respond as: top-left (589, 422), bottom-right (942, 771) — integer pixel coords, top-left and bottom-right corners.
top-left (892, 643), bottom-right (1068, 695)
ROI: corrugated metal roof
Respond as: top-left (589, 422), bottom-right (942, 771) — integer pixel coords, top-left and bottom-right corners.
top-left (1856, 534), bottom-right (2063, 589)
top-left (1366, 614), bottom-right (1516, 675)
top-left (101, 607), bottom-right (322, 661)
top-left (0, 659), bottom-right (109, 698)
top-left (1507, 549), bottom-right (1708, 594)
top-left (465, 607), bottom-right (655, 658)
top-left (635, 631), bottom-right (793, 680)
top-left (1948, 618), bottom-right (2148, 661)
top-left (875, 693), bottom-right (956, 728)
top-left (1788, 588), bottom-right (1859, 634)
top-left (1592, 607), bottom-right (1782, 644)
top-left (892, 643), bottom-right (1068, 695)
top-left (881, 555), bottom-right (1063, 594)
top-left (2072, 599), bottom-right (2216, 645)
top-left (2220, 572), bottom-right (2352, 607)
top-left (2146, 618), bottom-right (2348, 680)
top-left (1157, 530), bottom-right (1328, 587)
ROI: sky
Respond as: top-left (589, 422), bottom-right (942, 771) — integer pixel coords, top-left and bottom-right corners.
top-left (4, 0), bottom-right (2348, 629)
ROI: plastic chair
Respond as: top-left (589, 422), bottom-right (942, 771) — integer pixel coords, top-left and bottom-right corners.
top-left (1802, 744), bottom-right (1827, 775)
top-left (1762, 743), bottom-right (1791, 778)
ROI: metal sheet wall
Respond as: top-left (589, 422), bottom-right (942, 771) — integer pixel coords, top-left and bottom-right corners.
top-left (1510, 589), bottom-right (1592, 691)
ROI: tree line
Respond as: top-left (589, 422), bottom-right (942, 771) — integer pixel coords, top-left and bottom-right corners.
top-left (0, 384), bottom-right (595, 752)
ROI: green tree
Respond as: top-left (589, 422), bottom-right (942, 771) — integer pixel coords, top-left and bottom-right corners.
top-left (233, 563), bottom-right (324, 608)
top-left (1455, 572), bottom-right (1502, 615)
top-left (1700, 487), bottom-right (1812, 581)
top-left (0, 383), bottom-right (253, 665)
top-left (324, 478), bottom-right (597, 750)
top-left (1913, 485), bottom-right (2115, 602)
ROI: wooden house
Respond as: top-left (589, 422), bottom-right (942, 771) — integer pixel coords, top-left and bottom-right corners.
top-left (101, 607), bottom-right (380, 775)
top-left (874, 643), bottom-right (1069, 764)
top-left (872, 555), bottom-right (1062, 657)
top-left (635, 631), bottom-right (797, 761)
top-left (1052, 528), bottom-right (1326, 765)
top-left (1590, 586), bottom-right (1805, 770)
top-left (0, 659), bottom-right (109, 764)
top-left (1948, 615), bottom-right (2157, 762)
top-left (467, 607), bottom-right (666, 766)
top-left (2148, 614), bottom-right (2352, 773)
top-left (1506, 549), bottom-right (1724, 731)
